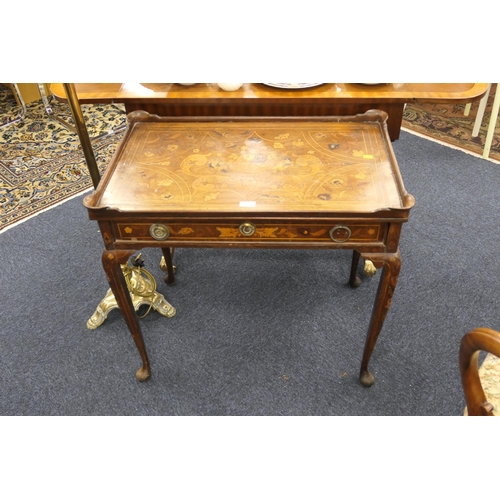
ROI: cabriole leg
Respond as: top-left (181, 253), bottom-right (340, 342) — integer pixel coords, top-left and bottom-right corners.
top-left (102, 249), bottom-right (151, 381)
top-left (358, 250), bottom-right (401, 387)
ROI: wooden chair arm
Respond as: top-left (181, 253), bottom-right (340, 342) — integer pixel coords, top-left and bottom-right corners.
top-left (460, 328), bottom-right (500, 416)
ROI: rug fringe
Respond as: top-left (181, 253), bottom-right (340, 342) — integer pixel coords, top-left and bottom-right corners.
top-left (0, 187), bottom-right (94, 235)
top-left (401, 127), bottom-right (500, 165)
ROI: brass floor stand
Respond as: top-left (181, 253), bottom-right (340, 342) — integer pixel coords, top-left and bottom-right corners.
top-left (1, 84), bottom-right (27, 128)
top-left (59, 84), bottom-right (175, 329)
top-left (87, 254), bottom-right (176, 330)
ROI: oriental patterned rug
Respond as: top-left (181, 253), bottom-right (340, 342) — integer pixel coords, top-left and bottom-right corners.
top-left (0, 84), bottom-right (126, 232)
top-left (402, 84), bottom-right (500, 163)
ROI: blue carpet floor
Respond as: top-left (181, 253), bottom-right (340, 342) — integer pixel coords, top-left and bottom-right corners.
top-left (1, 131), bottom-right (499, 415)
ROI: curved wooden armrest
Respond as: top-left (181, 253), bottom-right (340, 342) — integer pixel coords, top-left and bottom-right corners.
top-left (460, 328), bottom-right (500, 416)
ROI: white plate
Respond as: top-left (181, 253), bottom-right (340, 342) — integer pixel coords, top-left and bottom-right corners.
top-left (263, 83), bottom-right (323, 89)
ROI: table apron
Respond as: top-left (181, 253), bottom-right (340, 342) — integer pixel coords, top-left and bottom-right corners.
top-left (111, 240), bottom-right (390, 252)
top-left (95, 218), bottom-right (407, 253)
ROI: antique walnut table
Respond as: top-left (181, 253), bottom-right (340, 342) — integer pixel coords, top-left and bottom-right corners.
top-left (83, 110), bottom-right (415, 386)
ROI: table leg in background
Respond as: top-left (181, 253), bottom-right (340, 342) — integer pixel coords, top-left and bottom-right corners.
top-left (160, 247), bottom-right (176, 284)
top-left (349, 250), bottom-right (362, 288)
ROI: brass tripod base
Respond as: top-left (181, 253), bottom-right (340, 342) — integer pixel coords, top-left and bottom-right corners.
top-left (87, 261), bottom-right (176, 330)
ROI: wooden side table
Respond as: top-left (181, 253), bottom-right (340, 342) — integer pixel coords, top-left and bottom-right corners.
top-left (84, 110), bottom-right (415, 386)
top-left (50, 83), bottom-right (490, 141)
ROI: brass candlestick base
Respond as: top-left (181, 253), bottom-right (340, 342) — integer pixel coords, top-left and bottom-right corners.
top-left (87, 254), bottom-right (176, 330)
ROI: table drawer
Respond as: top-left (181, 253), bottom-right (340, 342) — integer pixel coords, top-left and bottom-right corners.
top-left (115, 221), bottom-right (385, 245)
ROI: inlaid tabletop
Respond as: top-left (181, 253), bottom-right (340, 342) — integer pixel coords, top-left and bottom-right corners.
top-left (89, 115), bottom-right (412, 215)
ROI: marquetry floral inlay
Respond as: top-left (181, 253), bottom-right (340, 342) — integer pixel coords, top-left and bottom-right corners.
top-left (310, 229), bottom-right (327, 237)
top-left (216, 227), bottom-right (240, 237)
top-left (158, 179), bottom-right (173, 186)
top-left (212, 227), bottom-right (319, 239)
top-left (105, 122), bottom-right (403, 212)
top-left (256, 227), bottom-right (279, 237)
top-left (204, 192), bottom-right (220, 201)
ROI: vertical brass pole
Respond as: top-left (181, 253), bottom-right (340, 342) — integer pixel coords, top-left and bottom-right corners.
top-left (62, 83), bottom-right (101, 189)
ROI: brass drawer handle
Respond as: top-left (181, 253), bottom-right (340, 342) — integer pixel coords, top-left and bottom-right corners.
top-left (149, 223), bottom-right (170, 241)
top-left (329, 225), bottom-right (351, 242)
top-left (239, 222), bottom-right (256, 236)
